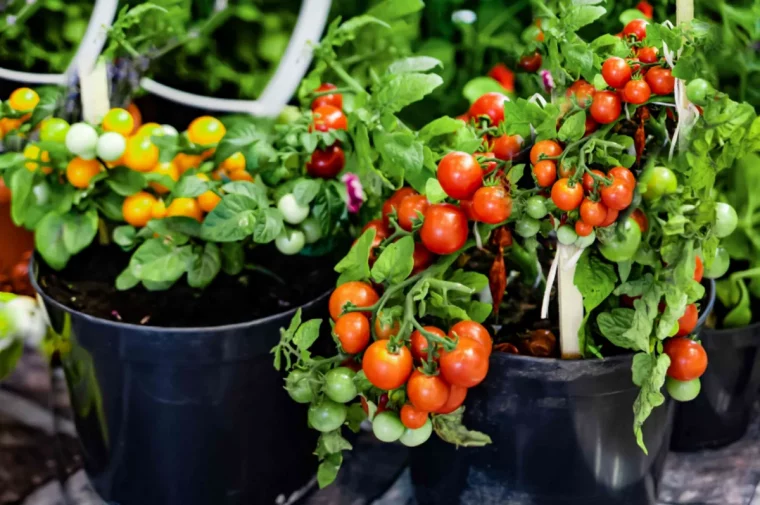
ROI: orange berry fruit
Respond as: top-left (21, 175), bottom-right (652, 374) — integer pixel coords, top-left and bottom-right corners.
top-left (222, 152), bottom-right (245, 172)
top-left (123, 191), bottom-right (158, 227)
top-left (102, 108), bottom-right (135, 136)
top-left (9, 88), bottom-right (39, 112)
top-left (151, 199), bottom-right (167, 219)
top-left (187, 116), bottom-right (226, 145)
top-left (174, 153), bottom-right (202, 173)
top-left (198, 191), bottom-right (221, 213)
top-left (229, 169), bottom-right (253, 182)
top-left (66, 157), bottom-right (102, 188)
top-left (167, 197), bottom-right (203, 221)
top-left (149, 161), bottom-right (180, 194)
top-left (123, 135), bottom-right (159, 172)
top-left (127, 103), bottom-right (142, 134)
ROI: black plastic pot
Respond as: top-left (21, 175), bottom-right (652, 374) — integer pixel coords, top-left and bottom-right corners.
top-left (411, 282), bottom-right (716, 505)
top-left (671, 321), bottom-right (760, 451)
top-left (31, 259), bottom-right (329, 505)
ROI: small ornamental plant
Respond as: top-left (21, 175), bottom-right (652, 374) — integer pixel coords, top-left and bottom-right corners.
top-left (274, 0), bottom-right (758, 488)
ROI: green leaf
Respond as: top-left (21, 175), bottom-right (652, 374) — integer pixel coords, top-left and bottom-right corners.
top-left (35, 212), bottom-right (70, 270)
top-left (29, 89), bottom-right (61, 126)
top-left (432, 407), bottom-right (492, 447)
top-left (106, 167), bottom-right (146, 196)
top-left (597, 308), bottom-right (649, 352)
top-left (317, 453), bottom-right (343, 489)
top-left (9, 168), bottom-right (34, 226)
top-left (372, 235), bottom-right (415, 284)
top-left (564, 5), bottom-right (606, 31)
top-left (448, 270), bottom-right (489, 292)
top-left (462, 77), bottom-right (507, 104)
top-left (187, 243), bottom-right (221, 289)
top-left (374, 131), bottom-right (424, 183)
top-left (373, 73), bottom-right (444, 114)
top-left (252, 208), bottom-right (284, 243)
top-left (161, 217), bottom-right (203, 238)
top-left (213, 123), bottom-right (264, 165)
top-left (200, 195), bottom-right (258, 242)
top-left (62, 209), bottom-right (98, 255)
top-left (425, 178), bottom-right (447, 204)
top-left (619, 8), bottom-right (647, 25)
top-left (221, 181), bottom-right (269, 208)
top-left (173, 175), bottom-right (211, 198)
top-left (293, 319), bottom-right (322, 350)
top-left (315, 430), bottom-right (353, 459)
top-left (558, 111), bottom-right (587, 142)
top-left (388, 56), bottom-right (442, 74)
top-left (129, 239), bottom-right (193, 284)
top-left (220, 242), bottom-right (245, 275)
top-left (113, 225), bottom-right (137, 249)
top-left (574, 250), bottom-right (616, 312)
top-left (632, 352), bottom-right (670, 453)
top-left (115, 267), bottom-right (140, 291)
top-left (293, 179), bottom-right (322, 206)
top-left (345, 403), bottom-right (367, 433)
top-left (466, 301), bottom-right (492, 323)
top-left (367, 0), bottom-right (424, 20)
top-left (418, 116), bottom-right (465, 141)
top-left (335, 228), bottom-right (375, 285)
top-left (96, 192), bottom-right (125, 221)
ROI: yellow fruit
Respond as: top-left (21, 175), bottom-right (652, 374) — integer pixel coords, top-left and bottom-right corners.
top-left (127, 103), bottom-right (142, 134)
top-left (152, 199), bottom-right (167, 219)
top-left (23, 145), bottom-right (52, 173)
top-left (102, 108), bottom-right (135, 136)
top-left (222, 152), bottom-right (245, 172)
top-left (198, 191), bottom-right (221, 213)
top-left (123, 135), bottom-right (159, 172)
top-left (9, 88), bottom-right (39, 112)
top-left (166, 197), bottom-right (203, 222)
top-left (136, 122), bottom-right (162, 138)
top-left (149, 161), bottom-right (180, 194)
top-left (187, 116), bottom-right (226, 145)
top-left (123, 192), bottom-right (158, 227)
top-left (174, 153), bottom-right (202, 173)
top-left (66, 157), bottom-right (102, 188)
top-left (229, 169), bottom-right (253, 182)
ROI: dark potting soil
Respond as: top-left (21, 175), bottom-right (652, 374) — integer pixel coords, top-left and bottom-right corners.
top-left (36, 245), bottom-right (340, 328)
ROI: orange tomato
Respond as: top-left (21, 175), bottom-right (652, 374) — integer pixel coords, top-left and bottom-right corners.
top-left (66, 157), bottom-right (102, 188)
top-left (123, 192), bottom-right (158, 227)
top-left (149, 161), bottom-right (180, 194)
top-left (9, 87), bottom-right (39, 111)
top-left (174, 153), bottom-right (202, 173)
top-left (222, 152), bottom-right (245, 172)
top-left (152, 199), bottom-right (167, 219)
top-left (124, 136), bottom-right (159, 172)
top-left (102, 108), bottom-right (135, 136)
top-left (198, 191), bottom-right (221, 213)
top-left (229, 169), bottom-right (253, 182)
top-left (166, 197), bottom-right (203, 221)
top-left (187, 116), bottom-right (226, 145)
top-left (127, 102), bottom-right (143, 134)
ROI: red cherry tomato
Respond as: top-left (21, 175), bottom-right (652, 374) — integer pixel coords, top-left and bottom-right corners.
top-left (585, 115), bottom-right (599, 136)
top-left (420, 204), bottom-right (469, 255)
top-left (600, 180), bottom-right (633, 211)
top-left (459, 200), bottom-right (477, 220)
top-left (362, 219), bottom-right (390, 264)
top-left (306, 145), bottom-right (345, 178)
top-left (663, 336), bottom-right (707, 381)
top-left (519, 52), bottom-right (542, 73)
top-left (623, 19), bottom-right (649, 40)
top-left (435, 384), bottom-right (467, 414)
top-left (472, 186), bottom-right (512, 224)
top-left (608, 167), bottom-right (636, 189)
top-left (334, 313), bottom-right (371, 354)
top-left (439, 338), bottom-right (490, 388)
top-left (580, 199), bottom-right (608, 227)
top-left (551, 178), bottom-right (584, 211)
top-left (477, 151), bottom-right (498, 174)
top-left (397, 194), bottom-right (430, 231)
top-left (407, 370), bottom-right (451, 412)
top-left (312, 105), bottom-right (347, 131)
top-left (400, 404), bottom-right (429, 429)
top-left (694, 256), bottom-right (704, 283)
top-left (631, 208), bottom-right (649, 232)
top-left (602, 57), bottom-right (633, 89)
top-left (637, 47), bottom-right (659, 64)
top-left (566, 79), bottom-right (596, 108)
top-left (412, 242), bottom-right (435, 274)
top-left (469, 92), bottom-right (509, 125)
top-left (575, 220), bottom-right (594, 237)
top-left (488, 64), bottom-right (515, 92)
top-left (590, 91), bottom-right (622, 124)
top-left (601, 208), bottom-right (620, 227)
top-left (582, 169), bottom-right (607, 193)
top-left (329, 281), bottom-right (379, 320)
top-left (637, 1), bottom-right (654, 18)
top-left (493, 135), bottom-right (523, 161)
top-left (646, 67), bottom-right (676, 95)
top-left (437, 151), bottom-right (483, 200)
top-left (623, 80), bottom-right (652, 105)
top-left (448, 320), bottom-right (493, 355)
top-left (411, 326), bottom-right (447, 362)
top-left (382, 187), bottom-right (418, 226)
top-left (362, 341), bottom-right (413, 390)
top-left (533, 160), bottom-right (558, 187)
top-left (312, 83), bottom-right (343, 110)
top-left (530, 140), bottom-right (563, 165)
top-left (676, 304), bottom-right (699, 337)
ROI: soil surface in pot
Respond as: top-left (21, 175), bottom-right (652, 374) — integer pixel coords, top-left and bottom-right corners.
top-left (36, 245), bottom-right (339, 327)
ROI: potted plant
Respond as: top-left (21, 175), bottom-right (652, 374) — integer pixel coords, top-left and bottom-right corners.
top-left (275, 0), bottom-right (746, 503)
top-left (0, 4), bottom-right (440, 505)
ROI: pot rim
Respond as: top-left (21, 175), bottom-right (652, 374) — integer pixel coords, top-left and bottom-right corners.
top-left (490, 279), bottom-right (716, 367)
top-left (30, 255), bottom-right (333, 334)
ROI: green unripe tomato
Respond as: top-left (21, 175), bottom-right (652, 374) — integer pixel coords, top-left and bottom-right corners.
top-left (278, 105), bottom-right (302, 125)
top-left (40, 118), bottom-right (70, 143)
top-left (515, 217), bottom-right (541, 238)
top-left (286, 369), bottom-right (314, 404)
top-left (278, 193), bottom-right (310, 224)
top-left (704, 247), bottom-right (730, 279)
top-left (275, 229), bottom-right (306, 256)
top-left (525, 196), bottom-right (548, 220)
top-left (640, 166), bottom-right (678, 201)
top-left (557, 225), bottom-right (578, 245)
top-left (323, 367), bottom-right (358, 403)
top-left (308, 399), bottom-right (348, 432)
top-left (714, 202), bottom-right (738, 238)
top-left (372, 411), bottom-right (405, 442)
top-left (599, 218), bottom-right (642, 262)
top-left (301, 217), bottom-right (322, 244)
top-left (399, 419), bottom-right (433, 447)
top-left (686, 79), bottom-right (713, 106)
top-left (666, 377), bottom-right (701, 402)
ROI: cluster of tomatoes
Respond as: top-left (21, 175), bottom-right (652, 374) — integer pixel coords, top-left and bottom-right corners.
top-left (321, 279), bottom-right (492, 444)
top-left (0, 87), bottom-right (39, 138)
top-left (306, 83), bottom-right (348, 179)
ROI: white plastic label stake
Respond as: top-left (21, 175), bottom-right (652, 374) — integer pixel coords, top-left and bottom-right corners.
top-left (79, 60), bottom-right (110, 125)
top-left (557, 244), bottom-right (583, 359)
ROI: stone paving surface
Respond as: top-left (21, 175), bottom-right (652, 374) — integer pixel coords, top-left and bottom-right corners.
top-left (1, 347), bottom-right (758, 505)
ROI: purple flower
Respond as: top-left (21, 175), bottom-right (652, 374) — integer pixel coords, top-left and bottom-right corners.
top-left (341, 173), bottom-right (365, 214)
top-left (540, 69), bottom-right (554, 94)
